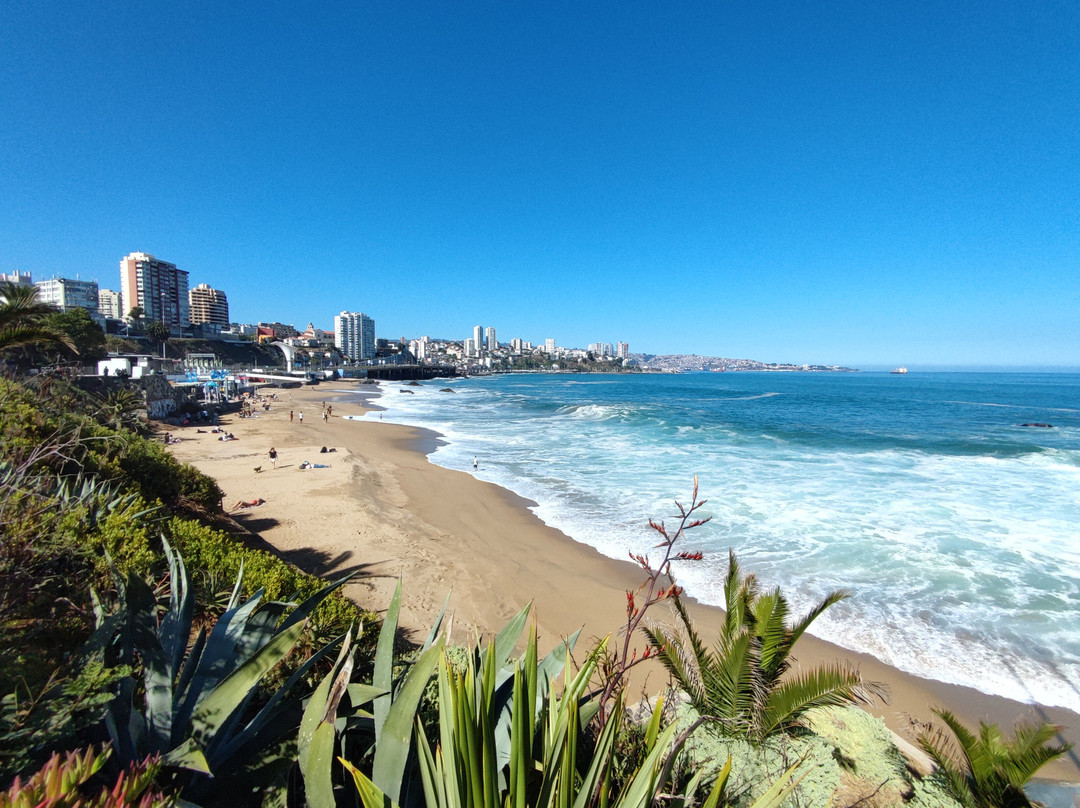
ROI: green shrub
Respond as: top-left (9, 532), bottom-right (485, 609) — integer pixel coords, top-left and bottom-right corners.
top-left (166, 517), bottom-right (372, 635)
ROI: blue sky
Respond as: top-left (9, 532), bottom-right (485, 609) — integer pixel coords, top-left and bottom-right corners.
top-left (2, 2), bottom-right (1078, 368)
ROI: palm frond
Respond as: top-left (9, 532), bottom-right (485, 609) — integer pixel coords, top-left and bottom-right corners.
top-left (750, 588), bottom-right (789, 682)
top-left (641, 625), bottom-right (705, 709)
top-left (918, 708), bottom-right (1072, 808)
top-left (758, 665), bottom-right (881, 738)
top-left (786, 589), bottom-right (851, 650)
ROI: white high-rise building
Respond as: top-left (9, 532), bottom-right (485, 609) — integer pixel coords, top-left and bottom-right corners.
top-left (410, 335), bottom-right (429, 361)
top-left (119, 252), bottom-right (189, 327)
top-left (35, 277), bottom-right (100, 316)
top-left (464, 338), bottom-right (477, 357)
top-left (545, 338), bottom-right (556, 355)
top-left (99, 289), bottom-right (123, 319)
top-left (472, 325), bottom-right (484, 353)
top-left (334, 311), bottom-right (376, 362)
top-left (617, 342), bottom-right (629, 359)
top-left (510, 338), bottom-right (523, 354)
top-left (485, 326), bottom-right (496, 351)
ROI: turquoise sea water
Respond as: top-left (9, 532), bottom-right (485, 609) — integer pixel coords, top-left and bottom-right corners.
top-left (358, 372), bottom-right (1080, 711)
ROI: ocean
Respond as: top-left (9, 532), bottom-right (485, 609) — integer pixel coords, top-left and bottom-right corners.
top-left (357, 371), bottom-right (1080, 712)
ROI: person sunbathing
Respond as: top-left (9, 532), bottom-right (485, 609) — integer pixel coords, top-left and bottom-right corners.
top-left (233, 498), bottom-right (266, 509)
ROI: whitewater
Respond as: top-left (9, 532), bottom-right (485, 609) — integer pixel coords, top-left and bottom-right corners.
top-left (361, 371), bottom-right (1080, 712)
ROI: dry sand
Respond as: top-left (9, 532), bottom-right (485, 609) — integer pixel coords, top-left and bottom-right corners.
top-left (166, 382), bottom-right (1080, 781)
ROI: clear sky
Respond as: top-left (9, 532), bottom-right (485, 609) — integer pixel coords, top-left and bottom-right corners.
top-left (2, 2), bottom-right (1078, 369)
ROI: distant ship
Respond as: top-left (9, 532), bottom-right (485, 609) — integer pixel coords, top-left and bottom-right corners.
top-left (890, 367), bottom-right (908, 374)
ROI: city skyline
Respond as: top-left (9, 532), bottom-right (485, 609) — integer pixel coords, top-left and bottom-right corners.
top-left (2, 4), bottom-right (1078, 369)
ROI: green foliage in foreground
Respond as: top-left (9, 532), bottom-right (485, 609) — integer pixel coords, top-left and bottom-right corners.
top-left (918, 710), bottom-right (1073, 808)
top-left (96, 538), bottom-right (356, 803)
top-left (644, 550), bottom-right (886, 743)
top-left (0, 375), bottom-right (373, 785)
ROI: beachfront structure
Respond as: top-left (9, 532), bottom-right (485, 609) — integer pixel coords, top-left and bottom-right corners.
top-left (335, 311), bottom-right (375, 363)
top-left (99, 289), bottom-right (123, 319)
top-left (485, 326), bottom-right (497, 351)
top-left (472, 325), bottom-right (484, 353)
top-left (35, 277), bottom-right (100, 317)
top-left (120, 252), bottom-right (190, 328)
top-left (188, 283), bottom-right (230, 328)
top-left (0, 270), bottom-right (33, 287)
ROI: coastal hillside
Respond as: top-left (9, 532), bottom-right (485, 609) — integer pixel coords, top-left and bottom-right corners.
top-left (630, 353), bottom-right (858, 372)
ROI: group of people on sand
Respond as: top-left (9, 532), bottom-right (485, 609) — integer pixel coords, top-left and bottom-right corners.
top-left (170, 396), bottom-right (343, 512)
top-left (266, 446), bottom-right (333, 470)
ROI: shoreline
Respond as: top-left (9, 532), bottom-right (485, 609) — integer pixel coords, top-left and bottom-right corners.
top-left (165, 382), bottom-right (1080, 782)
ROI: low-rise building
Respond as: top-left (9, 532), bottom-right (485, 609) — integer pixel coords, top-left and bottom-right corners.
top-left (35, 277), bottom-right (101, 318)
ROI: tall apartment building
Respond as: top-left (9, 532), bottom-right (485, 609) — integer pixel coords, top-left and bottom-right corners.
top-left (35, 277), bottom-right (100, 316)
top-left (99, 289), bottom-right (123, 319)
top-left (334, 311), bottom-right (376, 362)
top-left (510, 337), bottom-right (523, 354)
top-left (119, 252), bottom-right (189, 327)
top-left (472, 325), bottom-right (484, 353)
top-left (617, 342), bottom-right (629, 359)
top-left (485, 326), bottom-right (497, 351)
top-left (545, 338), bottom-right (556, 355)
top-left (188, 283), bottom-right (230, 328)
top-left (410, 336), bottom-right (429, 362)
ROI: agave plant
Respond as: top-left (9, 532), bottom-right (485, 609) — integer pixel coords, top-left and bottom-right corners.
top-left (95, 389), bottom-right (146, 431)
top-left (643, 549), bottom-right (886, 743)
top-left (918, 709), bottom-right (1073, 808)
top-left (293, 579), bottom-right (449, 808)
top-left (93, 537), bottom-right (356, 802)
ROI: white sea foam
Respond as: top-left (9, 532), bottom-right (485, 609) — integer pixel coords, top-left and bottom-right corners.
top-left (368, 374), bottom-right (1080, 712)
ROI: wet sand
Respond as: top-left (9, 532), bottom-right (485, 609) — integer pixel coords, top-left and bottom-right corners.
top-left (165, 381), bottom-right (1080, 781)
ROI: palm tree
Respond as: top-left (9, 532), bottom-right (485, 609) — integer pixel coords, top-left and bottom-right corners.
top-left (144, 320), bottom-right (169, 358)
top-left (0, 282), bottom-right (76, 356)
top-left (918, 709), bottom-right (1072, 808)
top-left (643, 549), bottom-right (886, 742)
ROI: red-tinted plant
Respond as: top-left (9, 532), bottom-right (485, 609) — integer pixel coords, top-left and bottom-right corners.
top-left (591, 478), bottom-right (711, 727)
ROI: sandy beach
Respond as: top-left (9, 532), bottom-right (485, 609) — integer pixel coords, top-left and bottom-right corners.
top-left (166, 382), bottom-right (1080, 782)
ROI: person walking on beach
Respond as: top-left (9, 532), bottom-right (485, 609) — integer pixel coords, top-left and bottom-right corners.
top-left (473, 456), bottom-right (478, 471)
top-left (298, 411), bottom-right (304, 424)
top-left (289, 410), bottom-right (294, 422)
top-left (269, 447), bottom-right (277, 469)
